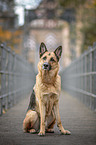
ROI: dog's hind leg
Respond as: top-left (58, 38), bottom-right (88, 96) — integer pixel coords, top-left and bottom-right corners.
top-left (23, 110), bottom-right (39, 133)
top-left (46, 119), bottom-right (56, 133)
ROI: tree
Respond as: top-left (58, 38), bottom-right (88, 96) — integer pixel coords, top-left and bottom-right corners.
top-left (57, 0), bottom-right (96, 52)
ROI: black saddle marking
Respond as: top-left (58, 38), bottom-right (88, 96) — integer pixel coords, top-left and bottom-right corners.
top-left (27, 89), bottom-right (36, 111)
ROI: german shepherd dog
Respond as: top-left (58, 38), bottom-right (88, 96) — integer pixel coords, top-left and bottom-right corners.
top-left (23, 42), bottom-right (71, 136)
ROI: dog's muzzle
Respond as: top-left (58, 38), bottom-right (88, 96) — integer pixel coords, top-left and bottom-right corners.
top-left (42, 62), bottom-right (51, 70)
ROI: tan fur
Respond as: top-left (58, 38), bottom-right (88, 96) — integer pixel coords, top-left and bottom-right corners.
top-left (23, 48), bottom-right (71, 136)
top-left (23, 110), bottom-right (39, 132)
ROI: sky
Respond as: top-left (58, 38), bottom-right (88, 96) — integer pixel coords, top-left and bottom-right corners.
top-left (15, 0), bottom-right (42, 26)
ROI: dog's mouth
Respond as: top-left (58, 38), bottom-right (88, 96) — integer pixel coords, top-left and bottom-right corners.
top-left (42, 62), bottom-right (51, 71)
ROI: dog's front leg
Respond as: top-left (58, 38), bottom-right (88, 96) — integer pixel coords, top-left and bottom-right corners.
top-left (54, 101), bottom-right (71, 135)
top-left (38, 100), bottom-right (46, 136)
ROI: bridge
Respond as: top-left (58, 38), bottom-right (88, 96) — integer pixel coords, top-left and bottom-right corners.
top-left (0, 0), bottom-right (96, 144)
top-left (0, 42), bottom-right (96, 145)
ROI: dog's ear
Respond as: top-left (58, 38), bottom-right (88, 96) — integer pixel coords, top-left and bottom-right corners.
top-left (39, 42), bottom-right (48, 58)
top-left (54, 46), bottom-right (62, 61)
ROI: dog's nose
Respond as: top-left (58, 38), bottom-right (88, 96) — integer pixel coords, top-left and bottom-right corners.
top-left (44, 63), bottom-right (49, 68)
top-left (42, 62), bottom-right (51, 70)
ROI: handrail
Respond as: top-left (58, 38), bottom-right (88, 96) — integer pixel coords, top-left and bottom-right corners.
top-left (61, 42), bottom-right (96, 111)
top-left (0, 43), bottom-right (35, 115)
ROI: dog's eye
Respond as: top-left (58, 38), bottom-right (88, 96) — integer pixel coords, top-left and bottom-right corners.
top-left (43, 56), bottom-right (47, 60)
top-left (50, 57), bottom-right (55, 62)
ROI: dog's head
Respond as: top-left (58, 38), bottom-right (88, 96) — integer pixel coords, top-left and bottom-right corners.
top-left (38, 42), bottom-right (62, 79)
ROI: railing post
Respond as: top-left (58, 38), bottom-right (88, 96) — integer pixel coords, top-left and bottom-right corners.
top-left (88, 46), bottom-right (92, 109)
top-left (82, 57), bottom-right (84, 100)
top-left (84, 52), bottom-right (87, 105)
top-left (92, 43), bottom-right (96, 110)
top-left (0, 43), bottom-right (6, 115)
top-left (0, 43), bottom-right (3, 115)
top-left (12, 51), bottom-right (15, 105)
top-left (7, 47), bottom-right (11, 108)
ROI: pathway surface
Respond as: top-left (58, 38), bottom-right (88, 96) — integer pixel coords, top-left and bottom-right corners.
top-left (0, 91), bottom-right (96, 145)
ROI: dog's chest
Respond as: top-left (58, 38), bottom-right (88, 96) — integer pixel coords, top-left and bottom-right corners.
top-left (42, 92), bottom-right (57, 115)
top-left (41, 92), bottom-right (58, 104)
top-left (38, 81), bottom-right (60, 104)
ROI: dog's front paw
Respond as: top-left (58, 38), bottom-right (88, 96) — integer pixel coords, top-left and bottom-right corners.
top-left (61, 129), bottom-right (71, 135)
top-left (38, 131), bottom-right (45, 136)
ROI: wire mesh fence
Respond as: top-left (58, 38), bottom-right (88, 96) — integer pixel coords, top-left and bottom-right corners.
top-left (0, 43), bottom-right (35, 115)
top-left (61, 42), bottom-right (96, 111)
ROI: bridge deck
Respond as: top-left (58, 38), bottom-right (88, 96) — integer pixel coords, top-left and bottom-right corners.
top-left (0, 91), bottom-right (96, 145)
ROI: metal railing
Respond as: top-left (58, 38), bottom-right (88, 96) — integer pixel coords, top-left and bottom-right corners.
top-left (61, 42), bottom-right (96, 111)
top-left (0, 43), bottom-right (35, 115)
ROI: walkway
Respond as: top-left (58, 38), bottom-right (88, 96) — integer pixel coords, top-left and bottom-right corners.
top-left (0, 91), bottom-right (96, 145)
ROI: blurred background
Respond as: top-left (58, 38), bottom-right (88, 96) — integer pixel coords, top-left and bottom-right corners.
top-left (0, 0), bottom-right (96, 71)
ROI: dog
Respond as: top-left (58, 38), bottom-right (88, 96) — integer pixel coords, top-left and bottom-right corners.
top-left (23, 42), bottom-right (71, 136)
